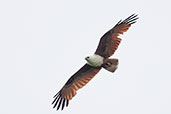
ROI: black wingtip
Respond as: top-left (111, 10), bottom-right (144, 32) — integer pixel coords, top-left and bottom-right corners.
top-left (123, 14), bottom-right (139, 24)
top-left (57, 98), bottom-right (63, 110)
top-left (53, 92), bottom-right (59, 98)
top-left (61, 99), bottom-right (66, 110)
top-left (52, 91), bottom-right (69, 111)
top-left (116, 14), bottom-right (139, 26)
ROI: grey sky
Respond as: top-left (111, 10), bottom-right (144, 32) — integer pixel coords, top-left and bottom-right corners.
top-left (0, 0), bottom-right (171, 114)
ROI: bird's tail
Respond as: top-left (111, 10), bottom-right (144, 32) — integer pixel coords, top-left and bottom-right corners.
top-left (102, 58), bottom-right (119, 73)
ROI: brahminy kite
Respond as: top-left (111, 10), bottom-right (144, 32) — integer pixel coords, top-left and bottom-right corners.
top-left (52, 14), bottom-right (138, 110)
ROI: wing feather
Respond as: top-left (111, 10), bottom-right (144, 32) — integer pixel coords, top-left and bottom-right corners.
top-left (61, 99), bottom-right (65, 110)
top-left (95, 14), bottom-right (138, 58)
top-left (52, 64), bottom-right (101, 110)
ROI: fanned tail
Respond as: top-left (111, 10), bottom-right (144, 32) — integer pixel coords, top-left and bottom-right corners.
top-left (102, 59), bottom-right (119, 73)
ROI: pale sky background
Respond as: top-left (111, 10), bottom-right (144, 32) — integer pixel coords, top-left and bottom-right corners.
top-left (0, 0), bottom-right (171, 114)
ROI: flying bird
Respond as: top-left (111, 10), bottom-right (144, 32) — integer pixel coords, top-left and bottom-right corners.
top-left (52, 14), bottom-right (138, 110)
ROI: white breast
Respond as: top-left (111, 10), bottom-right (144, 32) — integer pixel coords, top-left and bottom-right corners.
top-left (87, 54), bottom-right (104, 67)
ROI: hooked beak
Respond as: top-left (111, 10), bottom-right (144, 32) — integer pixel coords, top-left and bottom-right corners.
top-left (85, 57), bottom-right (88, 60)
top-left (85, 57), bottom-right (89, 61)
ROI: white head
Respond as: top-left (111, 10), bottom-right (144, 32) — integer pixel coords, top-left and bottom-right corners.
top-left (85, 56), bottom-right (91, 61)
top-left (85, 56), bottom-right (93, 65)
top-left (85, 54), bottom-right (104, 67)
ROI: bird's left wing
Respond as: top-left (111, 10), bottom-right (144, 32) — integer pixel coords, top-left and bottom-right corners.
top-left (95, 14), bottom-right (138, 58)
top-left (52, 64), bottom-right (101, 110)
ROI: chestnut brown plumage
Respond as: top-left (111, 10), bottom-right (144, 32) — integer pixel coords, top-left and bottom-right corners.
top-left (95, 14), bottom-right (138, 58)
top-left (52, 14), bottom-right (138, 110)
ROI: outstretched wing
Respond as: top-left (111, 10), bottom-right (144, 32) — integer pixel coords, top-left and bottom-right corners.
top-left (52, 64), bottom-right (101, 110)
top-left (95, 14), bottom-right (138, 58)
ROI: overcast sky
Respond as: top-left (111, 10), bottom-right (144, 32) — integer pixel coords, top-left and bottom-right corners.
top-left (0, 0), bottom-right (171, 114)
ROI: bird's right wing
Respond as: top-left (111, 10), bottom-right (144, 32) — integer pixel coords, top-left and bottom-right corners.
top-left (52, 64), bottom-right (101, 110)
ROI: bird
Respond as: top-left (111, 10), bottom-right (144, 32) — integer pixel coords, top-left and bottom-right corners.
top-left (52, 14), bottom-right (138, 110)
